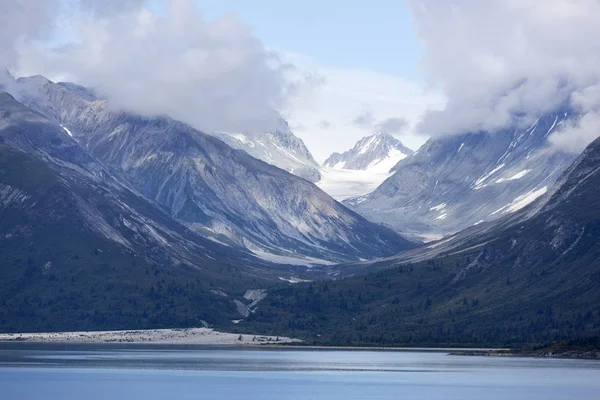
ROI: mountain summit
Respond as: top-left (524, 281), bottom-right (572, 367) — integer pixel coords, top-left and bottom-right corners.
top-left (323, 132), bottom-right (414, 172)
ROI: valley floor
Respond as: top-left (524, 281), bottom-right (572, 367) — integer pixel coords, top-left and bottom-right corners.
top-left (0, 328), bottom-right (301, 345)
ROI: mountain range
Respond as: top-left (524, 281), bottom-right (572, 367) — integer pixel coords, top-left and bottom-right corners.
top-left (346, 111), bottom-right (576, 238)
top-left (1, 69), bottom-right (599, 347)
top-left (0, 91), bottom-right (293, 332)
top-left (243, 134), bottom-right (600, 346)
top-left (8, 74), bottom-right (412, 265)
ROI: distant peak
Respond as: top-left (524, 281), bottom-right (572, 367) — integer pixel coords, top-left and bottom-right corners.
top-left (324, 131), bottom-right (414, 171)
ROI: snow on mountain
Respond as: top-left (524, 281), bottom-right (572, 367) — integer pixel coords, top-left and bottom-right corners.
top-left (323, 132), bottom-right (413, 172)
top-left (317, 132), bottom-right (414, 202)
top-left (347, 110), bottom-right (577, 237)
top-left (317, 167), bottom-right (393, 201)
top-left (12, 75), bottom-right (414, 264)
top-left (212, 122), bottom-right (321, 182)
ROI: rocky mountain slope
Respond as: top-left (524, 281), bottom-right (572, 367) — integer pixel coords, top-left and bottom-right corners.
top-left (348, 111), bottom-right (576, 237)
top-left (0, 92), bottom-right (302, 332)
top-left (213, 122), bottom-right (321, 182)
top-left (243, 136), bottom-right (600, 346)
top-left (324, 132), bottom-right (413, 172)
top-left (11, 76), bottom-right (413, 264)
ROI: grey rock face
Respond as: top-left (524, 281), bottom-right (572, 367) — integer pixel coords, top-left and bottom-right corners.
top-left (324, 132), bottom-right (414, 171)
top-left (347, 111), bottom-right (577, 237)
top-left (213, 121), bottom-right (321, 182)
top-left (0, 92), bottom-right (254, 269)
top-left (12, 76), bottom-right (413, 263)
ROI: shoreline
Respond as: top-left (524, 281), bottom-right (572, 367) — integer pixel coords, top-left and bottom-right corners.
top-left (1, 329), bottom-right (597, 360)
top-left (451, 350), bottom-right (600, 360)
top-left (254, 344), bottom-right (510, 352)
top-left (0, 328), bottom-right (301, 346)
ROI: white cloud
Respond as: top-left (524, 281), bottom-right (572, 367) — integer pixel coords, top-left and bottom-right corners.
top-left (0, 0), bottom-right (58, 69)
top-left (10, 0), bottom-right (295, 134)
top-left (407, 0), bottom-right (600, 152)
top-left (375, 117), bottom-right (409, 135)
top-left (280, 52), bottom-right (443, 163)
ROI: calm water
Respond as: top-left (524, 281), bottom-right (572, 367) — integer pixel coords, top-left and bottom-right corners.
top-left (0, 344), bottom-right (599, 399)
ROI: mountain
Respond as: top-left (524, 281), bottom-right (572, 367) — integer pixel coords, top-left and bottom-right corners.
top-left (12, 76), bottom-right (414, 264)
top-left (324, 132), bottom-right (414, 172)
top-left (213, 122), bottom-right (321, 182)
top-left (0, 92), bottom-right (300, 333)
top-left (347, 111), bottom-right (577, 238)
top-left (316, 133), bottom-right (414, 202)
top-left (242, 136), bottom-right (600, 346)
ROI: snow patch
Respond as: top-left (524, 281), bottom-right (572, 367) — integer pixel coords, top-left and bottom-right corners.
top-left (473, 164), bottom-right (505, 189)
top-left (430, 203), bottom-right (447, 212)
top-left (436, 213), bottom-right (448, 220)
top-left (491, 186), bottom-right (548, 216)
top-left (251, 248), bottom-right (334, 266)
top-left (365, 148), bottom-right (408, 173)
top-left (60, 124), bottom-right (73, 137)
top-left (495, 169), bottom-right (531, 183)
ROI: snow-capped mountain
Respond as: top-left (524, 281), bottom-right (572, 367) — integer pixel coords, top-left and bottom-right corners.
top-left (347, 110), bottom-right (577, 238)
top-left (324, 132), bottom-right (414, 172)
top-left (213, 122), bottom-right (321, 182)
top-left (12, 76), bottom-right (413, 264)
top-left (316, 132), bottom-right (414, 202)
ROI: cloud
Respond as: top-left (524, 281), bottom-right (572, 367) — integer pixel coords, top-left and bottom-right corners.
top-left (550, 83), bottom-right (600, 153)
top-left (352, 111), bottom-right (375, 129)
top-left (407, 0), bottom-right (600, 152)
top-left (279, 51), bottom-right (443, 162)
top-left (0, 0), bottom-right (58, 70)
top-left (10, 0), bottom-right (296, 134)
top-left (375, 117), bottom-right (409, 135)
top-left (319, 120), bottom-right (334, 129)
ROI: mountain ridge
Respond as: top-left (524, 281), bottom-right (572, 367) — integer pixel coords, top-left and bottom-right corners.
top-left (347, 110), bottom-right (577, 237)
top-left (9, 76), bottom-right (414, 264)
top-left (213, 121), bottom-right (322, 182)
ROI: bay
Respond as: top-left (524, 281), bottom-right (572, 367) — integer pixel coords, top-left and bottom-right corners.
top-left (0, 343), bottom-right (599, 399)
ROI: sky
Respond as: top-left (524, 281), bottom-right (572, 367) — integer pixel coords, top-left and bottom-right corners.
top-left (2, 0), bottom-right (600, 163)
top-left (195, 0), bottom-right (440, 161)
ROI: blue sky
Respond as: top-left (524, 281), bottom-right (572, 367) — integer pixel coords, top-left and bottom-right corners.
top-left (196, 0), bottom-right (423, 81)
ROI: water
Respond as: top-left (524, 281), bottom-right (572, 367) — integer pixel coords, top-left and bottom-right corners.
top-left (0, 343), bottom-right (599, 399)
